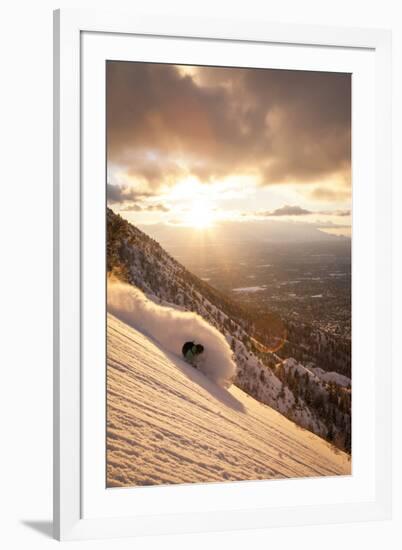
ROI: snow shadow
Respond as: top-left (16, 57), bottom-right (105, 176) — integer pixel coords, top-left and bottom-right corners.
top-left (165, 350), bottom-right (247, 413)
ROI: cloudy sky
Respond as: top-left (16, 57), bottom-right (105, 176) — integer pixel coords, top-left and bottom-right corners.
top-left (107, 61), bottom-right (351, 237)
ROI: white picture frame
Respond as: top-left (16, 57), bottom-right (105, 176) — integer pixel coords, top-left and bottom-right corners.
top-left (53, 8), bottom-right (392, 541)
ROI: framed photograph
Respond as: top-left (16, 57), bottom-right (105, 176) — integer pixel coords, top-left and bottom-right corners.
top-left (53, 9), bottom-right (392, 541)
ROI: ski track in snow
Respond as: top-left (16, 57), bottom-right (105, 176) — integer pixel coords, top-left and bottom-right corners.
top-left (107, 314), bottom-right (351, 487)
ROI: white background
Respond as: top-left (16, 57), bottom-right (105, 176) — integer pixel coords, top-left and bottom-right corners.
top-left (0, 0), bottom-right (400, 548)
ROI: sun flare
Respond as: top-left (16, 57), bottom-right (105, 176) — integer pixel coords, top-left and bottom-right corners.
top-left (185, 203), bottom-right (215, 229)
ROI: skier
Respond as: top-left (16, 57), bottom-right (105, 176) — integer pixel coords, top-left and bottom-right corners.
top-left (182, 341), bottom-right (204, 366)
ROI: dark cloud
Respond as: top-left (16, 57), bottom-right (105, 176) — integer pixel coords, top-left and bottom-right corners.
top-left (145, 204), bottom-right (170, 212)
top-left (107, 183), bottom-right (171, 213)
top-left (107, 183), bottom-right (152, 204)
top-left (107, 62), bottom-right (351, 189)
top-left (251, 205), bottom-right (351, 217)
top-left (262, 205), bottom-right (312, 216)
top-left (118, 203), bottom-right (143, 212)
top-left (319, 209), bottom-right (351, 217)
top-left (119, 202), bottom-right (170, 213)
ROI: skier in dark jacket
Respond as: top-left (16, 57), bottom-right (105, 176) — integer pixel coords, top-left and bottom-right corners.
top-left (182, 341), bottom-right (204, 365)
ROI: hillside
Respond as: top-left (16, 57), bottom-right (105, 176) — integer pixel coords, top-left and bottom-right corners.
top-left (107, 313), bottom-right (351, 487)
top-left (107, 208), bottom-right (351, 451)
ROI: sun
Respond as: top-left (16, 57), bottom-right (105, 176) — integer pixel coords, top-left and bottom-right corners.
top-left (185, 202), bottom-right (215, 229)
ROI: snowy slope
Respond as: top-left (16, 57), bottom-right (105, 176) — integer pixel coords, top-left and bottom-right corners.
top-left (107, 208), bottom-right (351, 452)
top-left (282, 358), bottom-right (351, 388)
top-left (107, 313), bottom-right (351, 487)
top-left (311, 367), bottom-right (351, 388)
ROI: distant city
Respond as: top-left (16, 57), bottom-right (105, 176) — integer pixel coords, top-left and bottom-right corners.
top-left (142, 226), bottom-right (351, 343)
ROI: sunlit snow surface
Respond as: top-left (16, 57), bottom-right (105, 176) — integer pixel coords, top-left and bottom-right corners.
top-left (107, 314), bottom-right (351, 487)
